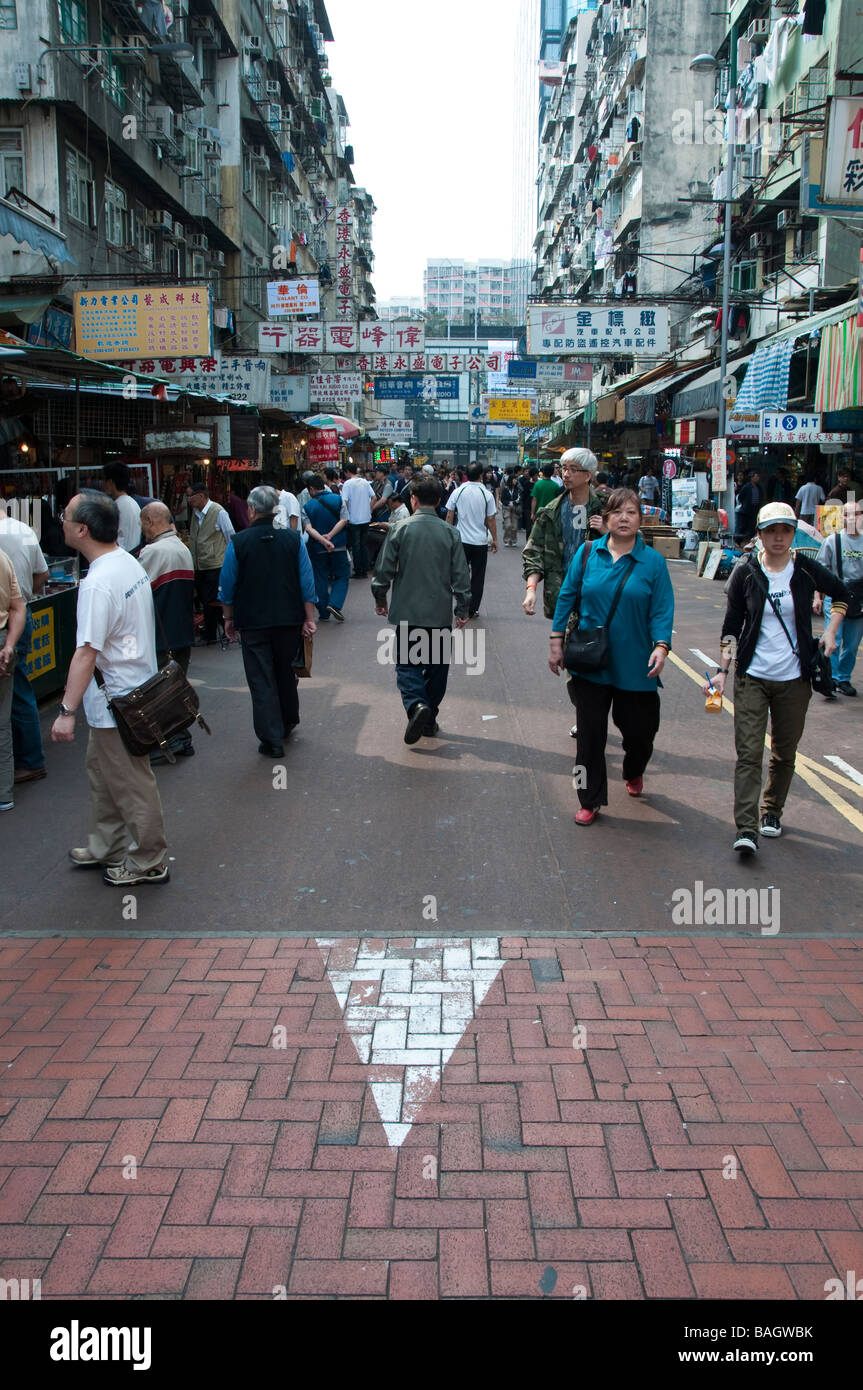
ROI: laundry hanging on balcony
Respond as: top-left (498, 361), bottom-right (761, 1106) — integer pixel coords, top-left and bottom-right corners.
top-left (733, 338), bottom-right (796, 411)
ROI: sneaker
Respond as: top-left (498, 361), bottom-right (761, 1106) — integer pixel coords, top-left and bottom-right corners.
top-left (625, 776), bottom-right (643, 797)
top-left (574, 807), bottom-right (598, 825)
top-left (404, 702), bottom-right (431, 745)
top-left (823, 684), bottom-right (838, 700)
top-left (69, 847), bottom-right (122, 869)
top-left (103, 862), bottom-right (170, 887)
top-left (0, 801), bottom-right (13, 812)
top-left (760, 813), bottom-right (782, 837)
top-left (836, 681), bottom-right (857, 696)
top-left (328, 605), bottom-right (345, 621)
top-left (258, 742), bottom-right (284, 758)
top-left (733, 832), bottom-right (758, 855)
top-left (569, 724), bottom-right (578, 739)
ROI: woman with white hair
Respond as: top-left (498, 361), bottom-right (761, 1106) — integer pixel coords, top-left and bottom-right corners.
top-left (522, 448), bottom-right (605, 620)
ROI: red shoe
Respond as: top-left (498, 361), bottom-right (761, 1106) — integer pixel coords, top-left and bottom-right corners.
top-left (625, 777), bottom-right (643, 797)
top-left (574, 808), bottom-right (598, 825)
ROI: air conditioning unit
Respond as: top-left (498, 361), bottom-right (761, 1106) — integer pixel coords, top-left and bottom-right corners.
top-left (147, 105), bottom-right (179, 143)
top-left (629, 146), bottom-right (642, 164)
top-left (749, 232), bottom-right (769, 251)
top-left (266, 104), bottom-right (283, 126)
top-left (201, 140), bottom-right (220, 157)
top-left (244, 35), bottom-right (263, 52)
top-left (266, 81), bottom-right (281, 97)
top-left (147, 208), bottom-right (173, 232)
top-left (188, 233), bottom-right (209, 251)
top-left (172, 221), bottom-right (185, 242)
top-left (777, 209), bottom-right (800, 230)
top-left (210, 249), bottom-right (225, 266)
top-left (745, 18), bottom-right (769, 42)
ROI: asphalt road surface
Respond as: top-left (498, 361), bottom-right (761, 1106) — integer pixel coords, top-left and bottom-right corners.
top-left (3, 543), bottom-right (862, 938)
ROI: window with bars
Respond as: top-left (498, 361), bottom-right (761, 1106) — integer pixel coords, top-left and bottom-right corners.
top-left (65, 145), bottom-right (94, 225)
top-left (105, 180), bottom-right (128, 246)
top-left (0, 129), bottom-right (24, 198)
top-left (58, 0), bottom-right (86, 45)
top-left (101, 22), bottom-right (126, 109)
top-left (0, 0), bottom-right (17, 29)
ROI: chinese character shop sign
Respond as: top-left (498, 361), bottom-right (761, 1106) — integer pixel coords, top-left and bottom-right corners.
top-left (306, 428), bottom-right (339, 464)
top-left (335, 205), bottom-right (354, 318)
top-left (823, 97), bottom-right (863, 205)
top-left (526, 304), bottom-right (669, 356)
top-left (123, 352), bottom-right (270, 404)
top-left (309, 372), bottom-right (362, 404)
top-left (373, 376), bottom-right (460, 400)
top-left (759, 412), bottom-right (852, 445)
top-left (74, 286), bottom-right (212, 361)
top-left (266, 278), bottom-right (321, 316)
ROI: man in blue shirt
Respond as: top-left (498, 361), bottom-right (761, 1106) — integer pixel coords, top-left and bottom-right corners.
top-left (219, 486), bottom-right (318, 758)
top-left (304, 474), bottom-right (350, 621)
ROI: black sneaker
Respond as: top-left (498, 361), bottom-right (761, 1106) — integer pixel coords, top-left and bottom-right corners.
top-left (404, 702), bottom-right (431, 745)
top-left (733, 832), bottom-right (758, 855)
top-left (836, 681), bottom-right (857, 696)
top-left (328, 606), bottom-right (345, 621)
top-left (824, 683), bottom-right (838, 700)
top-left (258, 742), bottom-right (285, 758)
top-left (760, 813), bottom-right (782, 837)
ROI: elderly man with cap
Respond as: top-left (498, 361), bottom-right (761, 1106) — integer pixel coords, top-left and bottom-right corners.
top-left (706, 501), bottom-right (850, 856)
top-left (138, 502), bottom-right (196, 761)
top-left (522, 447), bottom-right (606, 621)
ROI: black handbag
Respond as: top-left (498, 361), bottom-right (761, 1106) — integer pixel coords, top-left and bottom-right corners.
top-left (95, 660), bottom-right (211, 761)
top-left (563, 541), bottom-right (636, 674)
top-left (833, 532), bottom-right (863, 621)
top-left (763, 582), bottom-right (833, 696)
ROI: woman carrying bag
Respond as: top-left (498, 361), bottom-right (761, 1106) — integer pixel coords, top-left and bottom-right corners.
top-left (549, 489), bottom-right (674, 825)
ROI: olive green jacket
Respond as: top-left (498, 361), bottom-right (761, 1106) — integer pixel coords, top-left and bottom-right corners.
top-left (522, 489), bottom-right (605, 618)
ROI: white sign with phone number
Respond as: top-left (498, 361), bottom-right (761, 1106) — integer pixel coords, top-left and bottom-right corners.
top-left (759, 412), bottom-right (852, 444)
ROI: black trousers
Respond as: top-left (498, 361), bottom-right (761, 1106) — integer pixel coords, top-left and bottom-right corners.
top-left (462, 542), bottom-right (489, 616)
top-left (347, 523), bottom-right (370, 577)
top-left (195, 569), bottom-right (222, 641)
top-left (571, 677), bottom-right (661, 809)
top-left (239, 626), bottom-right (301, 746)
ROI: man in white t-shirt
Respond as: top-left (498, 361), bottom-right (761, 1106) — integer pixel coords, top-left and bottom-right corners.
top-left (50, 490), bottom-right (169, 887)
top-left (795, 477), bottom-right (825, 527)
top-left (103, 463), bottom-right (142, 552)
top-left (0, 500), bottom-right (49, 782)
top-left (341, 461), bottom-right (376, 578)
top-left (638, 470), bottom-right (660, 504)
top-left (276, 487), bottom-right (301, 532)
top-left (446, 462), bottom-right (498, 618)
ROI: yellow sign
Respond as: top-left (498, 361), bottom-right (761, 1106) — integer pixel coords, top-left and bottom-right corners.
top-left (74, 286), bottom-right (212, 361)
top-left (25, 605), bottom-right (56, 681)
top-left (488, 397), bottom-right (535, 422)
top-left (818, 503), bottom-right (843, 535)
top-left (539, 409), bottom-right (552, 425)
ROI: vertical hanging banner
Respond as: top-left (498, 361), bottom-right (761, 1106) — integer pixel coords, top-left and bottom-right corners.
top-left (335, 205), bottom-right (354, 318)
top-left (710, 438), bottom-right (727, 491)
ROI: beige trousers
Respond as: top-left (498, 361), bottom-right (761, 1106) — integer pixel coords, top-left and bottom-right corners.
top-left (85, 727), bottom-right (168, 870)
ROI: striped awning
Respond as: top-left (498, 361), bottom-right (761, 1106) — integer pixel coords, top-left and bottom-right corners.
top-left (733, 339), bottom-right (796, 412)
top-left (814, 314), bottom-right (862, 413)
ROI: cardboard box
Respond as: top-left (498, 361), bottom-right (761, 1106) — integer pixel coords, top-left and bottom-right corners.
top-left (653, 535), bottom-right (681, 560)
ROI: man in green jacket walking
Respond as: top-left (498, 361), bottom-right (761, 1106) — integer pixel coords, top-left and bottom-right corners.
top-left (522, 448), bottom-right (605, 619)
top-left (372, 476), bottom-right (471, 744)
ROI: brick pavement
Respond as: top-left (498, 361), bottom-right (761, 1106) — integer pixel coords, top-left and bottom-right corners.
top-left (1, 933), bottom-right (862, 1300)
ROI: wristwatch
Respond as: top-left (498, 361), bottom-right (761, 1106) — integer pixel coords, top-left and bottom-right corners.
top-left (58, 702), bottom-right (77, 717)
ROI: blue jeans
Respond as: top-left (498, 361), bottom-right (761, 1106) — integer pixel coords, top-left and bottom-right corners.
top-left (395, 627), bottom-right (450, 721)
top-left (13, 610), bottom-right (45, 771)
top-left (824, 597), bottom-right (863, 684)
top-left (311, 549), bottom-right (350, 617)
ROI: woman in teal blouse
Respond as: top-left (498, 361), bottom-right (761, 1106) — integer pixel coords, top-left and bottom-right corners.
top-left (549, 489), bottom-right (675, 824)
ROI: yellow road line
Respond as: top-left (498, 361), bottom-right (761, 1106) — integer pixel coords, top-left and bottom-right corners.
top-left (667, 650), bottom-right (863, 836)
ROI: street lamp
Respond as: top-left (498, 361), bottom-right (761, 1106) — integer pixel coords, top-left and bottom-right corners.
top-left (691, 29), bottom-right (737, 516)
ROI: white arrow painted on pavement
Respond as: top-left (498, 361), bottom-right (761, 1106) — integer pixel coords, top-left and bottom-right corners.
top-left (315, 937), bottom-right (505, 1146)
top-left (690, 648), bottom-right (718, 669)
top-left (825, 755), bottom-right (863, 789)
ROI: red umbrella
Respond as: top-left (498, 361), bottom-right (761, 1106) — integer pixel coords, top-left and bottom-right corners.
top-left (303, 413), bottom-right (360, 438)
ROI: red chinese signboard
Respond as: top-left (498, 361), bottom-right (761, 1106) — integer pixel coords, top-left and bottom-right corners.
top-left (306, 428), bottom-right (339, 464)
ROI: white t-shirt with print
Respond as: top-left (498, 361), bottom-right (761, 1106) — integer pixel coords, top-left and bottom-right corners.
top-left (341, 476), bottom-right (375, 524)
top-left (747, 558), bottom-right (801, 681)
top-left (77, 549), bottom-right (157, 729)
top-left (446, 481), bottom-right (496, 546)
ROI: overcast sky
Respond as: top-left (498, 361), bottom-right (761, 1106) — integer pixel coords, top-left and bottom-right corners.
top-left (324, 0), bottom-right (521, 302)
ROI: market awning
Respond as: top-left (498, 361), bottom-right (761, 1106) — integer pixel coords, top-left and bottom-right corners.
top-left (814, 312), bottom-right (862, 414)
top-left (0, 204), bottom-right (76, 265)
top-left (0, 293), bottom-right (57, 327)
top-left (671, 353), bottom-right (753, 420)
top-left (621, 361), bottom-right (710, 424)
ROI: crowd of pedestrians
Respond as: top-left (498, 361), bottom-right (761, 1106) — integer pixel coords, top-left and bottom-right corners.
top-left (0, 445), bottom-right (857, 878)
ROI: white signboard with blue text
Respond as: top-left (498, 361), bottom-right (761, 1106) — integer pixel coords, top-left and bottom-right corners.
top-left (527, 304), bottom-right (669, 356)
top-left (759, 412), bottom-right (852, 445)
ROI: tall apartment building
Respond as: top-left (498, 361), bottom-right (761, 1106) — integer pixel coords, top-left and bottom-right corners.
top-left (0, 0), bottom-right (375, 358)
top-left (423, 258), bottom-right (523, 323)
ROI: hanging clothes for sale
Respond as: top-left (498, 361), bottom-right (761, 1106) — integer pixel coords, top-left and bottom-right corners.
top-left (802, 0), bottom-right (826, 36)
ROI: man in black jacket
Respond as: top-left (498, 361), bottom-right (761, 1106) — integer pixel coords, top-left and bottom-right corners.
top-left (218, 486), bottom-right (318, 758)
top-left (706, 503), bottom-right (850, 855)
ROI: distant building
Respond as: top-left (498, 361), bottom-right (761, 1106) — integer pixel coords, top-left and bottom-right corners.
top-left (423, 259), bottom-right (522, 324)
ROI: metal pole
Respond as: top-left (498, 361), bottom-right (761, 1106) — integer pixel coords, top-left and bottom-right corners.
top-left (586, 376), bottom-right (592, 450)
top-left (74, 374), bottom-right (81, 498)
top-left (719, 26), bottom-right (738, 522)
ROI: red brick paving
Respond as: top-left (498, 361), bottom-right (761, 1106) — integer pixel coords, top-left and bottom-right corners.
top-left (0, 934), bottom-right (862, 1299)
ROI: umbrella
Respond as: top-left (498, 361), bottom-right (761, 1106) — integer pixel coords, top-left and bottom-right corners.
top-left (302, 413), bottom-right (360, 438)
